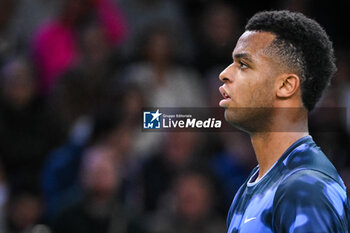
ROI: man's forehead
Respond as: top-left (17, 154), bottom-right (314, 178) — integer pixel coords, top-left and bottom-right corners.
top-left (233, 31), bottom-right (276, 58)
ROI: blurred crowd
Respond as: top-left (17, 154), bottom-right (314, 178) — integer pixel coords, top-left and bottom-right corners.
top-left (0, 0), bottom-right (349, 232)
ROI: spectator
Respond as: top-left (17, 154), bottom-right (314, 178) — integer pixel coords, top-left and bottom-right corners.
top-left (118, 0), bottom-right (193, 61)
top-left (7, 0), bottom-right (60, 52)
top-left (52, 144), bottom-right (132, 233)
top-left (0, 57), bottom-right (63, 188)
top-left (78, 23), bottom-right (122, 78)
top-left (194, 3), bottom-right (241, 75)
top-left (50, 67), bottom-right (114, 132)
top-left (32, 0), bottom-right (127, 95)
top-left (5, 189), bottom-right (43, 233)
top-left (149, 171), bottom-right (226, 233)
top-left (41, 106), bottom-right (133, 222)
top-left (135, 132), bottom-right (203, 213)
top-left (124, 26), bottom-right (204, 108)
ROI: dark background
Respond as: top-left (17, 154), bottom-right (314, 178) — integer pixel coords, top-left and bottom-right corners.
top-left (0, 0), bottom-right (350, 232)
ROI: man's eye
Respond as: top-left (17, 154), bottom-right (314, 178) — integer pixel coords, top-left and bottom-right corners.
top-left (232, 60), bottom-right (248, 69)
top-left (239, 61), bottom-right (248, 69)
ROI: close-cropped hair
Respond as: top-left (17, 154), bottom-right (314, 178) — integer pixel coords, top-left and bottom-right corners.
top-left (245, 10), bottom-right (336, 111)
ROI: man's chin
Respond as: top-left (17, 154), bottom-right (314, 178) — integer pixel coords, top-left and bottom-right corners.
top-left (224, 108), bottom-right (249, 131)
top-left (224, 107), bottom-right (246, 122)
top-left (224, 107), bottom-right (268, 133)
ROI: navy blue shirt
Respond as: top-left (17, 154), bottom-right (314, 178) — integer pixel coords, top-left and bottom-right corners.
top-left (227, 136), bottom-right (349, 233)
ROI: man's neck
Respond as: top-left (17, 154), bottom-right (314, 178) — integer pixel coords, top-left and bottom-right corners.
top-left (251, 131), bottom-right (309, 180)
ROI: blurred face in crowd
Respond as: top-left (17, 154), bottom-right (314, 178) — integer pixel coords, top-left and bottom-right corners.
top-left (145, 31), bottom-right (172, 65)
top-left (2, 59), bottom-right (36, 109)
top-left (122, 88), bottom-right (145, 124)
top-left (80, 25), bottom-right (110, 68)
top-left (105, 125), bottom-right (133, 159)
top-left (165, 133), bottom-right (198, 168)
top-left (81, 146), bottom-right (120, 200)
top-left (205, 4), bottom-right (238, 47)
top-left (174, 174), bottom-right (212, 222)
top-left (8, 193), bottom-right (42, 231)
top-left (219, 31), bottom-right (279, 132)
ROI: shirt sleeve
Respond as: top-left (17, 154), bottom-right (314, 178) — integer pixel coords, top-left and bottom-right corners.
top-left (272, 169), bottom-right (349, 233)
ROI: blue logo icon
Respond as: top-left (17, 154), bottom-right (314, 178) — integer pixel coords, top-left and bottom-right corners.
top-left (143, 109), bottom-right (162, 129)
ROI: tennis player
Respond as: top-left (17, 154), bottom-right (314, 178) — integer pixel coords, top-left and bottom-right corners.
top-left (219, 10), bottom-right (349, 233)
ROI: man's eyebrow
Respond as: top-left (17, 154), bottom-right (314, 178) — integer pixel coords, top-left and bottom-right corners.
top-left (233, 53), bottom-right (254, 63)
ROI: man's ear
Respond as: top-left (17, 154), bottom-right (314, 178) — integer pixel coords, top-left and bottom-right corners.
top-left (276, 74), bottom-right (300, 98)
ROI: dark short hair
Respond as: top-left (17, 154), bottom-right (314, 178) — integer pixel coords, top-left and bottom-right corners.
top-left (245, 10), bottom-right (336, 111)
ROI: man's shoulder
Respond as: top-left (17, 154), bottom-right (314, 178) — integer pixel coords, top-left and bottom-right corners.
top-left (274, 168), bottom-right (348, 215)
top-left (279, 168), bottom-right (345, 195)
top-left (272, 168), bottom-right (349, 231)
top-left (271, 167), bottom-right (349, 233)
top-left (273, 135), bottom-right (348, 212)
top-left (282, 136), bottom-right (343, 186)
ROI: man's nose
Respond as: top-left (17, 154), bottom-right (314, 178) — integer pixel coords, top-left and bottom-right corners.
top-left (219, 64), bottom-right (234, 83)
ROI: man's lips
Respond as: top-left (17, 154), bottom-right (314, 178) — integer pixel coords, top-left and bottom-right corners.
top-left (219, 86), bottom-right (230, 99)
top-left (219, 86), bottom-right (231, 107)
top-left (223, 92), bottom-right (230, 99)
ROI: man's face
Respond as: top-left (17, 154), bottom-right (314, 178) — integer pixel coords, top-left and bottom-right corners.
top-left (218, 31), bottom-right (279, 132)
